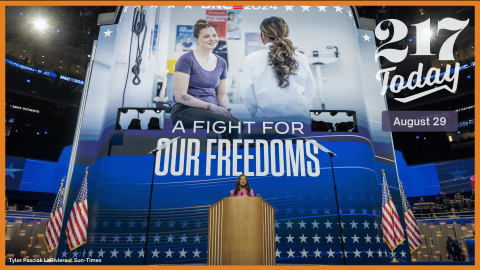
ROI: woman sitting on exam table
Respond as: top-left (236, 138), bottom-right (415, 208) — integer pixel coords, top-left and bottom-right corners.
top-left (240, 17), bottom-right (316, 119)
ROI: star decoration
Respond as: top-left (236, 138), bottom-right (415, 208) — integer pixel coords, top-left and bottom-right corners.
top-left (317, 6), bottom-right (327, 12)
top-left (348, 10), bottom-right (353, 18)
top-left (338, 208), bottom-right (344, 214)
top-left (351, 234), bottom-right (360, 243)
top-left (301, 248), bottom-right (309, 258)
top-left (375, 234), bottom-right (381, 243)
top-left (325, 234), bottom-right (334, 243)
top-left (298, 206), bottom-right (305, 214)
top-left (275, 234), bottom-right (281, 243)
top-left (154, 220), bottom-right (161, 228)
top-left (168, 220), bottom-right (175, 228)
top-left (153, 234), bottom-right (161, 243)
top-left (88, 249), bottom-right (93, 258)
top-left (193, 248), bottom-right (201, 258)
top-left (195, 220), bottom-right (201, 228)
top-left (361, 207), bottom-right (368, 214)
top-left (275, 207), bottom-right (279, 214)
top-left (285, 207), bottom-right (292, 214)
top-left (324, 206), bottom-right (331, 214)
top-left (377, 249), bottom-right (383, 258)
top-left (349, 207), bottom-right (356, 214)
top-left (365, 234), bottom-right (372, 243)
top-left (125, 248), bottom-right (132, 258)
top-left (299, 234), bottom-right (308, 243)
top-left (373, 221), bottom-right (379, 229)
top-left (327, 248), bottom-right (335, 258)
top-left (324, 220), bottom-right (332, 229)
top-left (168, 6), bottom-right (175, 9)
top-left (114, 220), bottom-right (122, 228)
top-left (138, 249), bottom-right (145, 258)
top-left (140, 234), bottom-right (146, 243)
top-left (363, 34), bottom-right (371, 42)
top-left (165, 248), bottom-right (173, 258)
top-left (64, 239), bottom-right (68, 245)
top-left (100, 234), bottom-right (107, 243)
top-left (113, 234), bottom-right (120, 243)
top-left (299, 220), bottom-right (306, 228)
top-left (449, 166), bottom-right (467, 181)
top-left (354, 248), bottom-right (361, 258)
top-left (287, 248), bottom-right (295, 258)
top-left (285, 6), bottom-right (294, 11)
top-left (337, 221), bottom-right (345, 228)
top-left (400, 250), bottom-right (406, 258)
top-left (128, 220), bottom-right (136, 228)
top-left (372, 208), bottom-right (377, 215)
top-left (141, 220), bottom-right (147, 228)
top-left (126, 234), bottom-right (133, 243)
top-left (276, 249), bottom-right (282, 258)
top-left (367, 248), bottom-right (374, 258)
top-left (182, 220), bottom-right (188, 228)
top-left (111, 248), bottom-right (118, 258)
top-left (370, 196), bottom-right (375, 202)
top-left (286, 220), bottom-right (293, 228)
top-left (185, 6), bottom-right (192, 9)
top-left (301, 6), bottom-right (310, 11)
top-left (312, 234), bottom-right (321, 243)
top-left (180, 234), bottom-right (188, 243)
top-left (124, 7), bottom-right (128, 13)
top-left (362, 220), bottom-right (370, 229)
top-left (286, 234), bottom-right (294, 243)
top-left (179, 248), bottom-right (187, 258)
top-left (102, 220), bottom-right (109, 228)
top-left (360, 194), bottom-right (366, 201)
top-left (275, 220), bottom-right (280, 228)
top-left (98, 248), bottom-right (105, 258)
top-left (334, 6), bottom-right (343, 13)
top-left (72, 250), bottom-right (79, 258)
top-left (167, 234), bottom-right (174, 243)
top-left (338, 235), bottom-right (347, 243)
top-left (194, 234), bottom-right (201, 243)
top-left (310, 207), bottom-right (318, 214)
top-left (61, 250), bottom-right (67, 258)
top-left (311, 220), bottom-right (319, 229)
top-left (314, 248), bottom-right (322, 258)
top-left (104, 29), bottom-right (113, 37)
top-left (350, 220), bottom-right (358, 229)
top-left (90, 234), bottom-right (95, 243)
top-left (310, 195), bottom-right (317, 201)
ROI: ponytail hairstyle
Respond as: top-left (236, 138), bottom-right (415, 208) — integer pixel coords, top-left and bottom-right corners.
top-left (260, 17), bottom-right (299, 88)
top-left (193, 19), bottom-right (214, 38)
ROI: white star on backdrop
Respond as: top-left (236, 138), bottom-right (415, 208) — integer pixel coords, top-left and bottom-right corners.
top-left (153, 234), bottom-right (161, 243)
top-left (311, 220), bottom-right (319, 228)
top-left (98, 249), bottom-right (105, 258)
top-left (314, 248), bottom-right (322, 258)
top-left (287, 248), bottom-right (295, 258)
top-left (299, 234), bottom-right (308, 243)
top-left (362, 220), bottom-right (370, 228)
top-left (193, 248), bottom-right (201, 258)
top-left (72, 250), bottom-right (79, 258)
top-left (325, 234), bottom-right (334, 243)
top-left (104, 29), bottom-right (113, 37)
top-left (165, 248), bottom-right (173, 258)
top-left (275, 234), bottom-right (281, 243)
top-left (111, 248), bottom-right (118, 258)
top-left (299, 220), bottom-right (306, 228)
top-left (324, 207), bottom-right (331, 214)
top-left (301, 248), bottom-right (309, 258)
top-left (88, 249), bottom-right (93, 258)
top-left (276, 249), bottom-right (282, 258)
top-left (365, 234), bottom-right (372, 243)
top-left (350, 220), bottom-right (358, 229)
top-left (351, 234), bottom-right (360, 243)
top-left (138, 249), bottom-right (145, 258)
top-left (285, 6), bottom-right (294, 11)
top-left (363, 34), bottom-right (371, 42)
top-left (327, 248), bottom-right (335, 258)
top-left (115, 220), bottom-right (122, 228)
top-left (125, 248), bottom-right (132, 258)
top-left (324, 220), bottom-right (332, 229)
top-left (367, 248), bottom-right (374, 258)
top-left (179, 249), bottom-right (187, 258)
top-left (400, 250), bottom-right (407, 258)
top-left (348, 10), bottom-right (352, 17)
top-left (334, 6), bottom-right (343, 13)
top-left (168, 6), bottom-right (175, 9)
top-left (317, 6), bottom-right (327, 12)
top-left (185, 6), bottom-right (192, 9)
top-left (128, 220), bottom-right (135, 228)
top-left (194, 234), bottom-right (201, 243)
top-left (167, 234), bottom-right (174, 243)
top-left (286, 220), bottom-right (293, 228)
top-left (301, 6), bottom-right (310, 11)
top-left (377, 249), bottom-right (383, 258)
top-left (373, 221), bottom-right (379, 229)
top-left (180, 234), bottom-right (188, 243)
top-left (312, 234), bottom-right (321, 243)
top-left (61, 250), bottom-right (67, 258)
top-left (126, 234), bottom-right (133, 243)
top-left (376, 234), bottom-right (381, 243)
top-left (354, 248), bottom-right (361, 258)
top-left (286, 234), bottom-right (294, 243)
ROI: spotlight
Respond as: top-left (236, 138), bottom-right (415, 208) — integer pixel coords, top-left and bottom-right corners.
top-left (34, 18), bottom-right (47, 30)
top-left (456, 131), bottom-right (461, 134)
top-left (26, 79), bottom-right (30, 83)
top-left (19, 12), bottom-right (23, 15)
top-left (87, 55), bottom-right (91, 57)
top-left (467, 75), bottom-right (471, 79)
top-left (56, 29), bottom-right (60, 33)
top-left (44, 131), bottom-right (47, 134)
top-left (409, 38), bottom-right (412, 42)
top-left (36, 132), bottom-right (39, 135)
top-left (416, 135), bottom-right (420, 139)
top-left (424, 137), bottom-right (426, 140)
top-left (42, 56), bottom-right (44, 57)
top-left (154, 109), bottom-right (162, 114)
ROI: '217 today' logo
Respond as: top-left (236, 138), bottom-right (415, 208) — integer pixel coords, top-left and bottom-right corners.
top-left (374, 18), bottom-right (469, 103)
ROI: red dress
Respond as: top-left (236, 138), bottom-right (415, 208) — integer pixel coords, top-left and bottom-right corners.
top-left (230, 189), bottom-right (254, 197)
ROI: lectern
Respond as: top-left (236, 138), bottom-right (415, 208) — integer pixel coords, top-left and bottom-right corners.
top-left (207, 197), bottom-right (275, 265)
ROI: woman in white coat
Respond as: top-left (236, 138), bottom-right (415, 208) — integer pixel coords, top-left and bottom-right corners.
top-left (241, 17), bottom-right (316, 119)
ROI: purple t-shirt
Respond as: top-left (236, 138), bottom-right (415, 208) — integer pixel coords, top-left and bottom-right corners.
top-left (172, 51), bottom-right (227, 106)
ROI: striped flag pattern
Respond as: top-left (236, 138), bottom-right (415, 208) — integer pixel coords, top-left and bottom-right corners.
top-left (65, 168), bottom-right (89, 250)
top-left (381, 171), bottom-right (405, 250)
top-left (44, 181), bottom-right (64, 252)
top-left (399, 183), bottom-right (422, 253)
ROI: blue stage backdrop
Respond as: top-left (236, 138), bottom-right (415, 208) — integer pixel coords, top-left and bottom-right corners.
top-left (57, 6), bottom-right (412, 265)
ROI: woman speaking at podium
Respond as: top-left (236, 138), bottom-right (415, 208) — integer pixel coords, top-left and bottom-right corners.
top-left (230, 175), bottom-right (261, 197)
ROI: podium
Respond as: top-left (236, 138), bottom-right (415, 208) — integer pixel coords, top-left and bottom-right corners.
top-left (207, 197), bottom-right (276, 265)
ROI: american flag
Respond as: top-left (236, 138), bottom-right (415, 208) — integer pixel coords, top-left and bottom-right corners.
top-left (44, 180), bottom-right (65, 252)
top-left (381, 170), bottom-right (405, 250)
top-left (65, 168), bottom-right (89, 250)
top-left (399, 183), bottom-right (421, 253)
